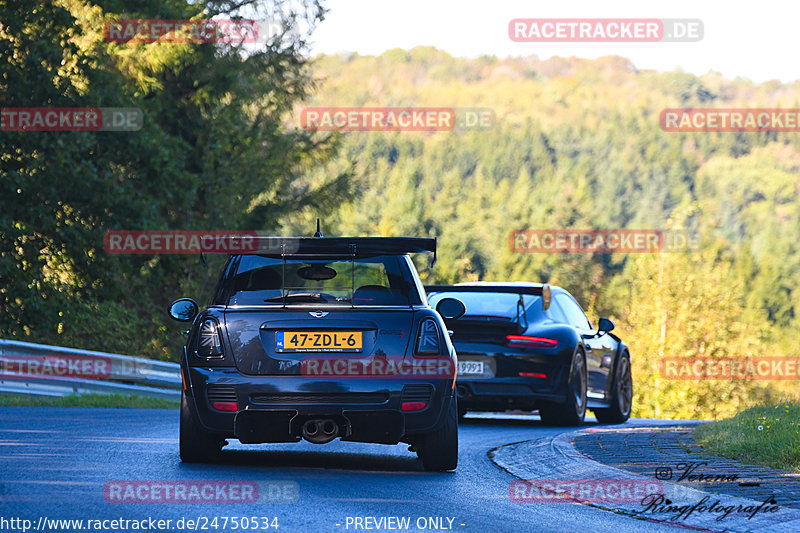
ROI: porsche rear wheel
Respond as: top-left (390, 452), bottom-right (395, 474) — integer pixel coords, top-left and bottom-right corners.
top-left (594, 353), bottom-right (633, 424)
top-left (539, 348), bottom-right (587, 427)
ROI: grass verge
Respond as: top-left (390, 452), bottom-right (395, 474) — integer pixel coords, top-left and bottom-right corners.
top-left (694, 401), bottom-right (800, 473)
top-left (0, 393), bottom-right (179, 409)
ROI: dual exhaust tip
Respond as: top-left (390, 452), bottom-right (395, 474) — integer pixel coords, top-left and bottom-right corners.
top-left (302, 418), bottom-right (339, 444)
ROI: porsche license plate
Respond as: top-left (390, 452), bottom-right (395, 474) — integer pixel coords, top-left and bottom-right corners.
top-left (457, 360), bottom-right (484, 376)
top-left (276, 331), bottom-right (362, 352)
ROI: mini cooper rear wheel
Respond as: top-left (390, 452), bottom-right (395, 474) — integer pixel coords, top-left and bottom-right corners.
top-left (418, 397), bottom-right (458, 471)
top-left (539, 348), bottom-right (587, 427)
top-left (180, 391), bottom-right (223, 463)
top-left (593, 352), bottom-right (632, 424)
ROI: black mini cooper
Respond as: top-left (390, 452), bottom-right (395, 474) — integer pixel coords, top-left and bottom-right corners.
top-left (426, 282), bottom-right (632, 426)
top-left (169, 236), bottom-right (465, 471)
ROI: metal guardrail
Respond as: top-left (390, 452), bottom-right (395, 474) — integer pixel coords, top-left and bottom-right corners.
top-left (0, 339), bottom-right (181, 399)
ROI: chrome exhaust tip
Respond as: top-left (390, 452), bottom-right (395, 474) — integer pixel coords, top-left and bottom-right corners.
top-left (321, 419), bottom-right (337, 436)
top-left (302, 419), bottom-right (338, 444)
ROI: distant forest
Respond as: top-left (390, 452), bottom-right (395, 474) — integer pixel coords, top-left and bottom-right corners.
top-left (3, 1), bottom-right (798, 418)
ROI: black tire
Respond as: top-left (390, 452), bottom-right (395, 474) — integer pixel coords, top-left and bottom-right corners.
top-left (539, 348), bottom-right (587, 427)
top-left (593, 352), bottom-right (633, 424)
top-left (179, 391), bottom-right (223, 463)
top-left (418, 397), bottom-right (458, 471)
top-left (457, 406), bottom-right (468, 422)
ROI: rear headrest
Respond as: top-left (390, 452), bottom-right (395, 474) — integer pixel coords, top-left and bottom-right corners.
top-left (353, 284), bottom-right (406, 305)
top-left (248, 267), bottom-right (282, 290)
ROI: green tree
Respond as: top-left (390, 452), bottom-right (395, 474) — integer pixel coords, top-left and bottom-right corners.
top-left (0, 0), bottom-right (351, 359)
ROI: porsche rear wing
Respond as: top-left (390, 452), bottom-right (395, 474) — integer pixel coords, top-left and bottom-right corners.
top-left (425, 284), bottom-right (552, 311)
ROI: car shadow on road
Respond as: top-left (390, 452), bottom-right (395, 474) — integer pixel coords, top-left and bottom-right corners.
top-left (202, 447), bottom-right (428, 473)
top-left (458, 414), bottom-right (600, 429)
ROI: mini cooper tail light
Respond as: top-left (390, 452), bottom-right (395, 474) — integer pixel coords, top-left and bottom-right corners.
top-left (415, 319), bottom-right (441, 355)
top-left (212, 402), bottom-right (238, 412)
top-left (505, 335), bottom-right (558, 349)
top-left (196, 319), bottom-right (223, 358)
top-left (401, 401), bottom-right (427, 411)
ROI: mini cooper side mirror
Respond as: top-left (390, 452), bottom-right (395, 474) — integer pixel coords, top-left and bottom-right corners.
top-left (435, 298), bottom-right (466, 320)
top-left (597, 317), bottom-right (615, 334)
top-left (169, 298), bottom-right (199, 322)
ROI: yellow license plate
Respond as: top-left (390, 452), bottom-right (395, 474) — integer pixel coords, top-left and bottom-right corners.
top-left (276, 331), bottom-right (362, 352)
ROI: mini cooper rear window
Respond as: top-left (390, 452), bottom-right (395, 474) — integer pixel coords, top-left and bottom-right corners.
top-left (227, 255), bottom-right (417, 306)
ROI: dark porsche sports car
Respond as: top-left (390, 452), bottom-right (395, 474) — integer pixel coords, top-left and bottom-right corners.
top-left (426, 282), bottom-right (632, 426)
top-left (169, 235), bottom-right (466, 471)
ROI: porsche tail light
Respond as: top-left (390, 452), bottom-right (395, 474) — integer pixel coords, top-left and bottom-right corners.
top-left (519, 372), bottom-right (547, 379)
top-left (506, 335), bottom-right (558, 349)
top-left (415, 319), bottom-right (441, 355)
top-left (196, 319), bottom-right (223, 358)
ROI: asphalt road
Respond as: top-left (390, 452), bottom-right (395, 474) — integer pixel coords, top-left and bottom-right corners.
top-left (0, 407), bottom-right (684, 533)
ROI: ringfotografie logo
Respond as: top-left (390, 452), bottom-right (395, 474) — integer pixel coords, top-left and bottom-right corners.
top-left (632, 493), bottom-right (779, 522)
top-left (653, 462), bottom-right (742, 484)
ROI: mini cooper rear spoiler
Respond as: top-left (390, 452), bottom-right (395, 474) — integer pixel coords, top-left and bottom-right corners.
top-left (197, 236), bottom-right (436, 259)
top-left (263, 237), bottom-right (437, 258)
top-left (425, 284), bottom-right (552, 311)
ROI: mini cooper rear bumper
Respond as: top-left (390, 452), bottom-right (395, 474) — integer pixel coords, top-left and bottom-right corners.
top-left (185, 366), bottom-right (455, 444)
